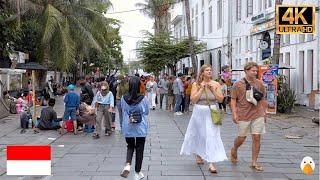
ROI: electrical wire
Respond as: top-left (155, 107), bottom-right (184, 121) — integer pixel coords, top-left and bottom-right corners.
top-left (105, 0), bottom-right (185, 15)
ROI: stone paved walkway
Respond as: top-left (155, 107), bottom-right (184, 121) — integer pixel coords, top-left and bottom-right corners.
top-left (0, 95), bottom-right (318, 180)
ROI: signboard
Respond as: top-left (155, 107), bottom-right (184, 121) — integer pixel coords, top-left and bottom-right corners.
top-left (276, 5), bottom-right (315, 34)
top-left (258, 65), bottom-right (278, 114)
top-left (250, 20), bottom-right (275, 34)
top-left (259, 41), bottom-right (269, 50)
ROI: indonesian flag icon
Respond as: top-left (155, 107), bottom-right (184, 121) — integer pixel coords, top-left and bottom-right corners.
top-left (6, 145), bottom-right (51, 175)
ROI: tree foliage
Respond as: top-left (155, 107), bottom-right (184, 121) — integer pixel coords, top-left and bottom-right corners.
top-left (137, 32), bottom-right (205, 75)
top-left (135, 0), bottom-right (173, 34)
top-left (6, 0), bottom-right (123, 72)
top-left (0, 0), bottom-right (21, 58)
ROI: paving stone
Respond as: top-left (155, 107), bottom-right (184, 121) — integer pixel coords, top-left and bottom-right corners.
top-left (284, 173), bottom-right (319, 180)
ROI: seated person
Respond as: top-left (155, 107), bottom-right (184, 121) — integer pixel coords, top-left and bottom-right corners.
top-left (35, 98), bottom-right (61, 131)
top-left (76, 103), bottom-right (96, 130)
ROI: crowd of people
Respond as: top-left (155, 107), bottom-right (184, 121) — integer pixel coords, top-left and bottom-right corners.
top-left (3, 62), bottom-right (267, 179)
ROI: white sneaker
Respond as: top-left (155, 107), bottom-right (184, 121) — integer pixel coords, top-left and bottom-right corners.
top-left (174, 112), bottom-right (183, 115)
top-left (134, 172), bottom-right (144, 180)
top-left (120, 163), bottom-right (130, 178)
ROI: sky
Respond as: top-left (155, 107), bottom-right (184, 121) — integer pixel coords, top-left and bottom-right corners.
top-left (106, 0), bottom-right (154, 62)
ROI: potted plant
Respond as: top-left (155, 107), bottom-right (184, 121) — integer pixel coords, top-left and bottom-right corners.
top-left (277, 83), bottom-right (296, 113)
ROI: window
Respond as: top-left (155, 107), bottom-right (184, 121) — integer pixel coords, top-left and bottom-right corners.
top-left (236, 0), bottom-right (241, 21)
top-left (263, 0), bottom-right (267, 9)
top-left (247, 0), bottom-right (253, 17)
top-left (239, 38), bottom-right (242, 53)
top-left (307, 50), bottom-right (313, 90)
top-left (201, 12), bottom-right (205, 36)
top-left (195, 17), bottom-right (198, 38)
top-left (299, 34), bottom-right (305, 43)
top-left (249, 57), bottom-right (253, 62)
top-left (235, 39), bottom-right (238, 54)
top-left (249, 36), bottom-right (253, 51)
top-left (245, 36), bottom-right (248, 51)
top-left (208, 6), bottom-right (212, 33)
top-left (200, 60), bottom-right (205, 67)
top-left (299, 51), bottom-right (304, 92)
top-left (245, 58), bottom-right (249, 64)
top-left (258, 0), bottom-right (262, 11)
top-left (268, 0), bottom-right (272, 7)
top-left (280, 35), bottom-right (284, 46)
top-left (217, 0), bottom-right (222, 29)
top-left (202, 0), bottom-right (204, 9)
top-left (192, 8), bottom-right (194, 19)
top-left (283, 34), bottom-right (290, 45)
top-left (196, 4), bottom-right (198, 15)
top-left (285, 52), bottom-right (291, 86)
top-left (192, 20), bottom-right (194, 35)
top-left (279, 53), bottom-right (284, 74)
top-left (307, 34), bottom-right (313, 41)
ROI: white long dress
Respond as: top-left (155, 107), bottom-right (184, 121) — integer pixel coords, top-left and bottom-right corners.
top-left (180, 90), bottom-right (228, 162)
top-left (146, 81), bottom-right (157, 109)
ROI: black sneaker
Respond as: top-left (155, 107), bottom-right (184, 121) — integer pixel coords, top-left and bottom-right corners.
top-left (92, 134), bottom-right (100, 139)
top-left (20, 129), bottom-right (26, 134)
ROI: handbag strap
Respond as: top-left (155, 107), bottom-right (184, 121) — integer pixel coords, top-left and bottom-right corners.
top-left (203, 88), bottom-right (211, 106)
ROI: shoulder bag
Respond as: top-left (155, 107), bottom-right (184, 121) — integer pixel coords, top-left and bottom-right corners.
top-left (204, 89), bottom-right (222, 126)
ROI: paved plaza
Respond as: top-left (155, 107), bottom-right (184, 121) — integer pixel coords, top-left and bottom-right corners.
top-left (0, 96), bottom-right (318, 180)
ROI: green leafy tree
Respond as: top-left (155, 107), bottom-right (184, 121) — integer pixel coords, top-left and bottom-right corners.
top-left (138, 32), bottom-right (205, 75)
top-left (7, 0), bottom-right (115, 71)
top-left (0, 0), bottom-right (21, 59)
top-left (88, 26), bottom-right (123, 75)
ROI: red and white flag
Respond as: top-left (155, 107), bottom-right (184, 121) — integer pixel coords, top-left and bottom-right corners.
top-left (7, 145), bottom-right (51, 175)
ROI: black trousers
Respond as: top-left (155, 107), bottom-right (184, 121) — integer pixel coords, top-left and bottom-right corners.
top-left (218, 97), bottom-right (227, 110)
top-left (125, 137), bottom-right (146, 173)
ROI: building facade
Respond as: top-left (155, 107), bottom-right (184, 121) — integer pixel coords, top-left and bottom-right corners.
top-left (169, 0), bottom-right (319, 108)
top-left (230, 0), bottom-right (319, 108)
top-left (170, 0), bottom-right (231, 79)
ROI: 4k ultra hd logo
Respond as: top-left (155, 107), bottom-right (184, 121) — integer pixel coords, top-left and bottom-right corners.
top-left (276, 5), bottom-right (315, 34)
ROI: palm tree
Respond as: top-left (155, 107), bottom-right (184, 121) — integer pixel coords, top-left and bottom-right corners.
top-left (7, 0), bottom-right (114, 71)
top-left (135, 0), bottom-right (172, 35)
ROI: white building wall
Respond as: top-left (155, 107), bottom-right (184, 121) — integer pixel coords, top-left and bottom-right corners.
top-left (230, 0), bottom-right (319, 108)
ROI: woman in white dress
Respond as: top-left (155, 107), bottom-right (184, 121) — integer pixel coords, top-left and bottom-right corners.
top-left (180, 64), bottom-right (228, 173)
top-left (146, 76), bottom-right (157, 110)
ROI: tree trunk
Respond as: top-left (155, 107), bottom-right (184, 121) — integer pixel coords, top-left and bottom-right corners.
top-left (272, 0), bottom-right (283, 64)
top-left (184, 0), bottom-right (197, 75)
top-left (16, 0), bottom-right (21, 28)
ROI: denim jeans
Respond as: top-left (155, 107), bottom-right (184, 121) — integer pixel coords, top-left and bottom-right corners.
top-left (63, 107), bottom-right (77, 121)
top-left (174, 94), bottom-right (183, 112)
top-left (159, 93), bottom-right (168, 109)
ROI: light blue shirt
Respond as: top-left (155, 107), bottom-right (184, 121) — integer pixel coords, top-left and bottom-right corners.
top-left (91, 91), bottom-right (114, 107)
top-left (121, 97), bottom-right (149, 137)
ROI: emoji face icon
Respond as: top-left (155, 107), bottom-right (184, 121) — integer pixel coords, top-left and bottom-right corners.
top-left (300, 156), bottom-right (315, 175)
